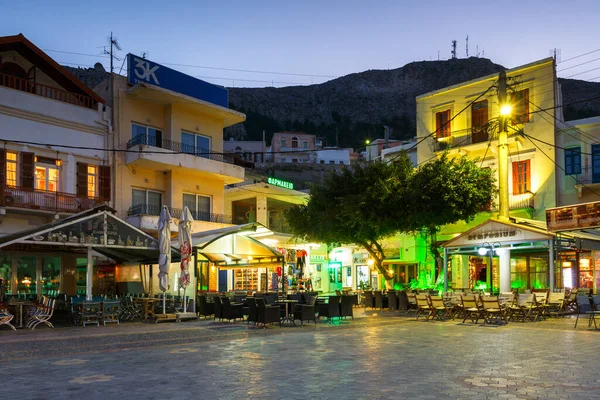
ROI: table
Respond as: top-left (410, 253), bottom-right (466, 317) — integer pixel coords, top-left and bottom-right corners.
top-left (8, 300), bottom-right (37, 328)
top-left (134, 298), bottom-right (158, 320)
top-left (278, 299), bottom-right (298, 325)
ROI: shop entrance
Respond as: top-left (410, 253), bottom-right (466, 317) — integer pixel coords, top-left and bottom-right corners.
top-left (218, 269), bottom-right (228, 292)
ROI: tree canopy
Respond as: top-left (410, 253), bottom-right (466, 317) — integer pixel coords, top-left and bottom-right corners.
top-left (285, 152), bottom-right (496, 283)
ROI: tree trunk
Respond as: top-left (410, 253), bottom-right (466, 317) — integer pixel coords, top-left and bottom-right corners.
top-left (428, 227), bottom-right (443, 285)
top-left (360, 240), bottom-right (393, 284)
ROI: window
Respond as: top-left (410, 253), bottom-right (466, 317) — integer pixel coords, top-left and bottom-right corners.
top-left (320, 160), bottom-right (325, 164)
top-left (131, 123), bottom-right (163, 147)
top-left (280, 158), bottom-right (287, 163)
top-left (183, 193), bottom-right (212, 220)
top-left (512, 89), bottom-right (530, 124)
top-left (436, 109), bottom-right (451, 138)
top-left (471, 100), bottom-right (489, 143)
top-left (339, 160), bottom-right (344, 165)
top-left (329, 160), bottom-right (335, 164)
top-left (35, 165), bottom-right (59, 191)
top-left (6, 151), bottom-right (16, 187)
top-left (280, 139), bottom-right (286, 147)
top-left (564, 147), bottom-right (582, 175)
top-left (291, 137), bottom-right (298, 148)
top-left (302, 141), bottom-right (309, 149)
top-left (132, 188), bottom-right (162, 215)
top-left (512, 160), bottom-right (530, 195)
top-left (182, 131), bottom-right (211, 158)
top-left (87, 166), bottom-right (97, 198)
top-left (292, 159), bottom-right (298, 163)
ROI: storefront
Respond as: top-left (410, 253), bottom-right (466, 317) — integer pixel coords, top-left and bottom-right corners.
top-left (442, 217), bottom-right (600, 292)
top-left (0, 206), bottom-right (177, 300)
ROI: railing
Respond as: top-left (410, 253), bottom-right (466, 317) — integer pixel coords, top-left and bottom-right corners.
top-left (0, 72), bottom-right (98, 110)
top-left (433, 127), bottom-right (496, 152)
top-left (488, 196), bottom-right (535, 212)
top-left (571, 166), bottom-right (600, 185)
top-left (0, 186), bottom-right (103, 213)
top-left (127, 204), bottom-right (233, 224)
top-left (126, 134), bottom-right (235, 164)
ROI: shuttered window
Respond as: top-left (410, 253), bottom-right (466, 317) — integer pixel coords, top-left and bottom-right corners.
top-left (99, 165), bottom-right (111, 201)
top-left (512, 160), bottom-right (531, 195)
top-left (436, 109), bottom-right (451, 138)
top-left (564, 147), bottom-right (582, 175)
top-left (21, 152), bottom-right (34, 189)
top-left (76, 162), bottom-right (88, 197)
top-left (512, 89), bottom-right (530, 124)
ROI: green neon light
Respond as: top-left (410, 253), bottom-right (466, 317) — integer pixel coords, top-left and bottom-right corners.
top-left (268, 177), bottom-right (294, 190)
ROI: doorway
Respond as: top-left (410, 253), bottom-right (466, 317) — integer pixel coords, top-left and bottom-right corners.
top-left (218, 269), bottom-right (228, 292)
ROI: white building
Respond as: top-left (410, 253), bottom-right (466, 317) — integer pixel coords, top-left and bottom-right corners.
top-left (380, 139), bottom-right (418, 166)
top-left (315, 147), bottom-right (353, 165)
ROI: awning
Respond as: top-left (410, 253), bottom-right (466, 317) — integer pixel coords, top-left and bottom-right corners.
top-left (0, 205), bottom-right (181, 263)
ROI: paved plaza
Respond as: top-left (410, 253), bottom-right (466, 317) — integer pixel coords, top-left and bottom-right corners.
top-left (2, 313), bottom-right (600, 399)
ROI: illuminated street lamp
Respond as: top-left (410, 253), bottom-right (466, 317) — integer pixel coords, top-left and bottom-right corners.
top-left (478, 242), bottom-right (501, 294)
top-left (500, 104), bottom-right (512, 116)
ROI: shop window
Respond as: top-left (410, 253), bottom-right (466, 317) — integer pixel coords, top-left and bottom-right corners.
top-left (17, 256), bottom-right (37, 296)
top-left (564, 147), bottom-right (582, 175)
top-left (510, 256), bottom-right (528, 290)
top-left (42, 257), bottom-right (61, 296)
top-left (6, 151), bottom-right (16, 187)
top-left (529, 255), bottom-right (549, 289)
top-left (436, 109), bottom-right (451, 138)
top-left (511, 89), bottom-right (530, 124)
top-left (35, 165), bottom-right (59, 192)
top-left (510, 253), bottom-right (549, 289)
top-left (0, 255), bottom-right (11, 294)
top-left (579, 257), bottom-right (593, 288)
top-left (512, 160), bottom-right (530, 195)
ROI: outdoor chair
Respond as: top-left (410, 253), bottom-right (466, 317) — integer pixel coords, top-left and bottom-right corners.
top-left (81, 301), bottom-right (101, 327)
top-left (429, 296), bottom-right (452, 320)
top-left (460, 294), bottom-right (484, 323)
top-left (507, 294), bottom-right (536, 322)
top-left (318, 295), bottom-right (341, 321)
top-left (499, 292), bottom-right (515, 307)
top-left (0, 308), bottom-right (16, 331)
top-left (481, 296), bottom-right (508, 325)
top-left (340, 295), bottom-right (355, 320)
top-left (574, 295), bottom-right (597, 329)
top-left (415, 295), bottom-right (434, 320)
top-left (374, 291), bottom-right (387, 310)
top-left (213, 297), bottom-right (224, 321)
top-left (387, 291), bottom-right (398, 311)
top-left (197, 295), bottom-right (215, 319)
top-left (563, 290), bottom-right (578, 313)
top-left (293, 295), bottom-right (317, 325)
top-left (287, 293), bottom-right (304, 312)
top-left (27, 298), bottom-right (56, 330)
top-left (397, 291), bottom-right (409, 312)
top-left (335, 290), bottom-right (342, 296)
top-left (406, 292), bottom-right (418, 313)
top-left (102, 301), bottom-right (120, 326)
top-left (221, 297), bottom-right (244, 323)
top-left (363, 291), bottom-right (374, 309)
top-left (532, 292), bottom-right (549, 320)
top-left (546, 292), bottom-right (566, 317)
top-left (256, 297), bottom-right (280, 328)
top-left (246, 298), bottom-right (258, 326)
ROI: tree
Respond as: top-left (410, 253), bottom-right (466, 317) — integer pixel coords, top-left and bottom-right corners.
top-left (285, 158), bottom-right (414, 281)
top-left (285, 152), bottom-right (496, 286)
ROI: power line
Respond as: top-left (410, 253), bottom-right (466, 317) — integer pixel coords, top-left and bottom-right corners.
top-left (558, 56), bottom-right (600, 72)
top-left (558, 48), bottom-right (600, 64)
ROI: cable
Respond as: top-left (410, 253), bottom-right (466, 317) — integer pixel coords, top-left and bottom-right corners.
top-left (527, 98), bottom-right (598, 144)
top-left (558, 48), bottom-right (600, 64)
top-left (558, 56), bottom-right (600, 72)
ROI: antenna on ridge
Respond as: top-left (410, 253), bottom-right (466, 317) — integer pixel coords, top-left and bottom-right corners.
top-left (466, 35), bottom-right (469, 57)
top-left (549, 48), bottom-right (562, 63)
top-left (476, 45), bottom-right (480, 57)
top-left (451, 40), bottom-right (457, 59)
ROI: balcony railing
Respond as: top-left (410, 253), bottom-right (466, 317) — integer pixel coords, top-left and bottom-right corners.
top-left (0, 73), bottom-right (98, 110)
top-left (126, 134), bottom-right (235, 164)
top-left (570, 166), bottom-right (600, 185)
top-left (127, 204), bottom-right (233, 224)
top-left (0, 186), bottom-right (103, 213)
top-left (433, 127), bottom-right (497, 152)
top-left (488, 196), bottom-right (535, 212)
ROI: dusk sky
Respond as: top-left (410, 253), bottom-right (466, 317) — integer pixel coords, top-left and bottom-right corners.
top-left (3, 0), bottom-right (600, 87)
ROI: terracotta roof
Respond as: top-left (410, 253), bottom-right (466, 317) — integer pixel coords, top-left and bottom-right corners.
top-left (0, 33), bottom-right (104, 104)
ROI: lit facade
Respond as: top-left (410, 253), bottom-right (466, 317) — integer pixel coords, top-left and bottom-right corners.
top-left (270, 132), bottom-right (319, 163)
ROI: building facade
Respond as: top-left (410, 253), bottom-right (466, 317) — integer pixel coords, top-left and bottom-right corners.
top-left (270, 132), bottom-right (319, 163)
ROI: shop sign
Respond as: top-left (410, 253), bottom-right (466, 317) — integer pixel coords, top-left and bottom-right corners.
top-left (267, 177), bottom-right (294, 190)
top-left (310, 255), bottom-right (325, 261)
top-left (546, 201), bottom-right (600, 232)
top-left (467, 230), bottom-right (518, 241)
top-left (127, 54), bottom-right (228, 108)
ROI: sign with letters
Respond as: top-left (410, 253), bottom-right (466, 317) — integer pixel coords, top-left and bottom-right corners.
top-left (546, 201), bottom-right (600, 232)
top-left (127, 54), bottom-right (229, 108)
top-left (267, 177), bottom-right (294, 190)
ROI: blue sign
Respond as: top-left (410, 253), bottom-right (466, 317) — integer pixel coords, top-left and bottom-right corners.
top-left (127, 54), bottom-right (229, 108)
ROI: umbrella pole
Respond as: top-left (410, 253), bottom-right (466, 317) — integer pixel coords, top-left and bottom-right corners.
top-left (163, 291), bottom-right (166, 314)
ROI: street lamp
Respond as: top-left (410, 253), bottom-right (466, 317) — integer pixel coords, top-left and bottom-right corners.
top-left (477, 242), bottom-right (501, 294)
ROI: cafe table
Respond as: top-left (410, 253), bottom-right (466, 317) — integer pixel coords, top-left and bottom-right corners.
top-left (8, 299), bottom-right (37, 328)
top-left (133, 298), bottom-right (158, 320)
top-left (278, 299), bottom-right (298, 326)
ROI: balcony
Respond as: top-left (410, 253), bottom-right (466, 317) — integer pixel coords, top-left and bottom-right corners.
top-left (572, 166), bottom-right (600, 198)
top-left (127, 204), bottom-right (233, 225)
top-left (125, 134), bottom-right (245, 184)
top-left (433, 127), bottom-right (497, 152)
top-left (0, 73), bottom-right (98, 110)
top-left (0, 186), bottom-right (103, 214)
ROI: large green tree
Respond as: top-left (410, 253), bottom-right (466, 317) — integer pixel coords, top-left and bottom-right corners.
top-left (285, 153), bottom-right (496, 285)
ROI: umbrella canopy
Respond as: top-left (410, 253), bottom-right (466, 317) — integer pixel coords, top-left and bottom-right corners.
top-left (178, 206), bottom-right (194, 289)
top-left (158, 206), bottom-right (172, 292)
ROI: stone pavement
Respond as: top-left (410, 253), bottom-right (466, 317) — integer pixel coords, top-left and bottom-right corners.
top-left (2, 312), bottom-right (600, 399)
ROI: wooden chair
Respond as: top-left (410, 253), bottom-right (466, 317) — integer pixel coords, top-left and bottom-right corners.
top-left (406, 292), bottom-right (418, 314)
top-left (481, 296), bottom-right (508, 325)
top-left (507, 294), bottom-right (535, 322)
top-left (460, 294), bottom-right (484, 323)
top-left (102, 301), bottom-right (120, 326)
top-left (574, 295), bottom-right (595, 329)
top-left (415, 295), bottom-right (434, 320)
top-left (429, 296), bottom-right (452, 320)
top-left (546, 292), bottom-right (566, 317)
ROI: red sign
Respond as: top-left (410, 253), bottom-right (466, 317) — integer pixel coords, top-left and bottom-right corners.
top-left (276, 266), bottom-right (282, 276)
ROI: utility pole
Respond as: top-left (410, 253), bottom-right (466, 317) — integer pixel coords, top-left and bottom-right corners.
top-left (451, 40), bottom-right (457, 59)
top-left (497, 70), bottom-right (509, 221)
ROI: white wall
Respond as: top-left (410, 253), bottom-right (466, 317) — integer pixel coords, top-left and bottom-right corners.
top-left (316, 149), bottom-right (351, 165)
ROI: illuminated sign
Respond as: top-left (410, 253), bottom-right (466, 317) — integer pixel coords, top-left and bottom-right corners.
top-left (467, 230), bottom-right (518, 241)
top-left (546, 201), bottom-right (600, 232)
top-left (267, 177), bottom-right (294, 190)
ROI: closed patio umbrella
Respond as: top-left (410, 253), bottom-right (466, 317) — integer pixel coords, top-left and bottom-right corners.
top-left (158, 206), bottom-right (172, 314)
top-left (178, 206), bottom-right (194, 313)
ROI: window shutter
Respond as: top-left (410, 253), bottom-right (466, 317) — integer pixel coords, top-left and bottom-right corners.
top-left (76, 162), bottom-right (88, 198)
top-left (524, 160), bottom-right (530, 192)
top-left (0, 149), bottom-right (5, 205)
top-left (435, 112), bottom-right (442, 137)
top-left (512, 162), bottom-right (519, 194)
top-left (99, 165), bottom-right (111, 202)
top-left (523, 89), bottom-right (530, 122)
top-left (21, 152), bottom-right (34, 189)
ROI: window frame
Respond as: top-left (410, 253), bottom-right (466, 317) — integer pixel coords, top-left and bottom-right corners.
top-left (181, 130), bottom-right (211, 157)
top-left (291, 137), bottom-right (298, 148)
top-left (302, 140), bottom-right (309, 149)
top-left (35, 164), bottom-right (59, 192)
top-left (6, 151), bottom-right (17, 187)
top-left (435, 109), bottom-right (452, 138)
top-left (183, 192), bottom-right (212, 219)
top-left (564, 147), bottom-right (582, 175)
top-left (87, 165), bottom-right (97, 198)
top-left (512, 159), bottom-right (531, 195)
top-left (131, 122), bottom-right (163, 147)
top-left (511, 89), bottom-right (530, 124)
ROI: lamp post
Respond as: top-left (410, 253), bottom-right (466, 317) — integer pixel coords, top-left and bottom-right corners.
top-left (478, 242), bottom-right (501, 294)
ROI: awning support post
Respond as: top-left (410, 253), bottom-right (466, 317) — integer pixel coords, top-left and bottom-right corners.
top-left (549, 239), bottom-right (555, 292)
top-left (443, 247), bottom-right (449, 294)
top-left (86, 245), bottom-right (93, 300)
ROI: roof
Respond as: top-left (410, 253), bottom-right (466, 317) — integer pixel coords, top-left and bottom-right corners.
top-left (0, 205), bottom-right (180, 263)
top-left (0, 34), bottom-right (104, 104)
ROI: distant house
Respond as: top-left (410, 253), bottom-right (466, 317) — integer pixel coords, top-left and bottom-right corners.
top-left (270, 132), bottom-right (319, 164)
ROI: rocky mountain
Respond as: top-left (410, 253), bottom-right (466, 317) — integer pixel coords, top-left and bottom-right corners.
top-left (64, 58), bottom-right (600, 148)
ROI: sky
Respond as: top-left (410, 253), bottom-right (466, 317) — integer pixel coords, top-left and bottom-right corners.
top-left (2, 0), bottom-right (600, 88)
